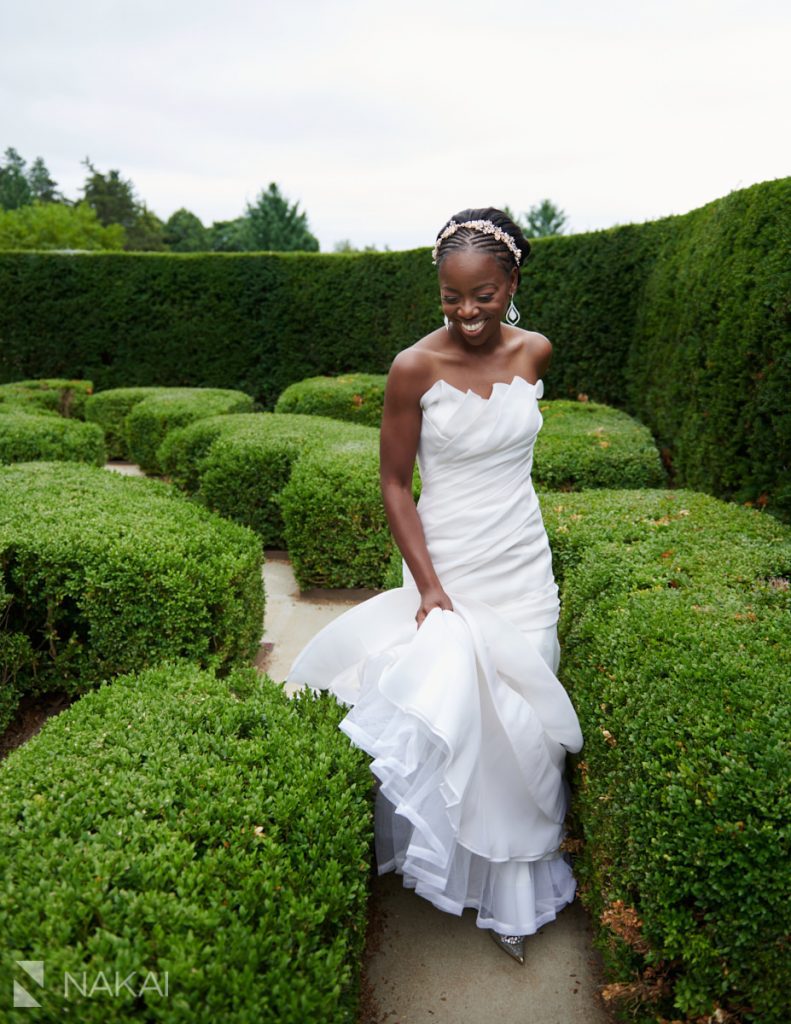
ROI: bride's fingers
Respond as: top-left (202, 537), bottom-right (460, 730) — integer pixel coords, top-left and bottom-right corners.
top-left (416, 603), bottom-right (446, 627)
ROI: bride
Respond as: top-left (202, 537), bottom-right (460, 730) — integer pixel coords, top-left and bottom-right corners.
top-left (286, 207), bottom-right (584, 965)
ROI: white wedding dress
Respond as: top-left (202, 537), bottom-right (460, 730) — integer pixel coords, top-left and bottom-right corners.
top-left (286, 373), bottom-right (584, 935)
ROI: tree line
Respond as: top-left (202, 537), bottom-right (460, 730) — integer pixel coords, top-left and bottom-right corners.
top-left (0, 147), bottom-right (568, 253)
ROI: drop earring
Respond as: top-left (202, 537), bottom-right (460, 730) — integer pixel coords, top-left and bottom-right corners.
top-left (444, 314), bottom-right (450, 330)
top-left (505, 293), bottom-right (521, 327)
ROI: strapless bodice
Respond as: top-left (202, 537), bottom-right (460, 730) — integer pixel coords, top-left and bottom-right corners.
top-left (402, 373), bottom-right (558, 631)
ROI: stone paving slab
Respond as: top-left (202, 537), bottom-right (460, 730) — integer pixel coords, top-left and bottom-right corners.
top-left (104, 460), bottom-right (147, 477)
top-left (257, 550), bottom-right (381, 693)
top-left (362, 871), bottom-right (611, 1024)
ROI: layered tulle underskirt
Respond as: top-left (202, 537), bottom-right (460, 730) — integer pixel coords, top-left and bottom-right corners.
top-left (374, 790), bottom-right (577, 934)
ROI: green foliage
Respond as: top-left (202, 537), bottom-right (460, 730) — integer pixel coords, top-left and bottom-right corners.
top-left (0, 461), bottom-right (264, 726)
top-left (535, 398), bottom-right (666, 490)
top-left (0, 247), bottom-right (438, 406)
top-left (0, 378), bottom-right (95, 419)
top-left (280, 433), bottom-right (407, 589)
top-left (0, 180), bottom-right (788, 515)
top-left (540, 488), bottom-right (791, 1023)
top-left (85, 386), bottom-right (170, 458)
top-left (125, 203), bottom-right (168, 252)
top-left (0, 411), bottom-right (105, 465)
top-left (0, 147), bottom-right (32, 210)
top-left (157, 413), bottom-right (260, 492)
top-left (26, 156), bottom-right (63, 203)
top-left (160, 411), bottom-right (394, 568)
top-left (245, 182), bottom-right (319, 252)
top-left (163, 208), bottom-right (210, 252)
top-left (332, 240), bottom-right (388, 253)
top-left (506, 198), bottom-right (568, 238)
top-left (123, 388), bottom-right (255, 473)
top-left (0, 379), bottom-right (104, 465)
top-left (84, 387), bottom-right (254, 464)
top-left (80, 158), bottom-right (167, 252)
top-left (208, 216), bottom-right (253, 252)
top-left (0, 200), bottom-right (125, 251)
top-left (625, 181), bottom-right (791, 520)
top-left (381, 544), bottom-right (405, 590)
top-left (195, 415), bottom-right (352, 546)
top-left (275, 373), bottom-right (388, 427)
top-left (161, 412), bottom-right (361, 546)
top-left (0, 148), bottom-right (64, 209)
top-left (204, 179), bottom-right (323, 254)
top-left (0, 659), bottom-right (373, 1023)
top-left (81, 159), bottom-right (138, 231)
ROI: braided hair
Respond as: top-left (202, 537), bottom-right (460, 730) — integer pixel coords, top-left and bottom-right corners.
top-left (433, 207), bottom-right (531, 284)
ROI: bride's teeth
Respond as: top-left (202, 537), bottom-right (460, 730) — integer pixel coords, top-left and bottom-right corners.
top-left (461, 321), bottom-right (484, 332)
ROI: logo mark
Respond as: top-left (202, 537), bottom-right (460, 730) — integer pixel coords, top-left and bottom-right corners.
top-left (14, 961), bottom-right (44, 1008)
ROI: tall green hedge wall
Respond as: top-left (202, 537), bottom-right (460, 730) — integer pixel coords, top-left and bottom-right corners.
top-left (0, 179), bottom-right (788, 516)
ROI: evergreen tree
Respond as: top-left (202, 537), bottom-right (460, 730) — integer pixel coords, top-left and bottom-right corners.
top-left (27, 157), bottom-right (63, 203)
top-left (209, 217), bottom-right (253, 252)
top-left (81, 158), bottom-right (138, 230)
top-left (0, 148), bottom-right (32, 210)
top-left (81, 158), bottom-right (168, 251)
top-left (125, 205), bottom-right (168, 251)
top-left (244, 182), bottom-right (319, 252)
top-left (164, 208), bottom-right (210, 252)
top-left (524, 198), bottom-right (568, 238)
top-left (504, 199), bottom-right (568, 238)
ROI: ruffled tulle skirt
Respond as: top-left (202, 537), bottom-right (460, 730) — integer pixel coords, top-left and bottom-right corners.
top-left (286, 586), bottom-right (583, 935)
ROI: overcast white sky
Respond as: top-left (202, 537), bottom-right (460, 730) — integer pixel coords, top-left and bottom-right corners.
top-left (1, 0), bottom-right (788, 251)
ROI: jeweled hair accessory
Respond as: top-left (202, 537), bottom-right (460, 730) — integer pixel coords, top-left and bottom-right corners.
top-left (431, 219), bottom-right (522, 266)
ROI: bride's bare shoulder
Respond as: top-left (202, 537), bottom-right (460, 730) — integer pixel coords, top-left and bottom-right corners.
top-left (386, 333), bottom-right (445, 403)
top-left (510, 327), bottom-right (553, 377)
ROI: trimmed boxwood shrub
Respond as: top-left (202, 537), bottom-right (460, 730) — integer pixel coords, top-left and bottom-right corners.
top-left (275, 373), bottom-right (388, 427)
top-left (197, 415), bottom-right (370, 547)
top-left (126, 390), bottom-right (256, 474)
top-left (535, 399), bottom-right (666, 490)
top-left (0, 378), bottom-right (94, 419)
top-left (84, 387), bottom-right (256, 465)
top-left (0, 462), bottom-right (264, 731)
top-left (0, 411), bottom-right (106, 466)
top-left (84, 386), bottom-right (169, 459)
top-left (0, 658), bottom-right (373, 1023)
top-left (280, 434), bottom-right (420, 590)
top-left (157, 412), bottom-right (263, 493)
top-left (0, 379), bottom-right (105, 466)
top-left (539, 488), bottom-right (791, 1024)
top-left (159, 413), bottom-right (377, 548)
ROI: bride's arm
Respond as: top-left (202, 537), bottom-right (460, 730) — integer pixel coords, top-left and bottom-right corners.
top-left (379, 352), bottom-right (453, 626)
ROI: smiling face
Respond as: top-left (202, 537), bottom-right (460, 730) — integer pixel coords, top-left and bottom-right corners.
top-left (438, 250), bottom-right (518, 348)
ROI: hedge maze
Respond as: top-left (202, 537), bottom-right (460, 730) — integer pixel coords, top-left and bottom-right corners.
top-left (0, 177), bottom-right (788, 1022)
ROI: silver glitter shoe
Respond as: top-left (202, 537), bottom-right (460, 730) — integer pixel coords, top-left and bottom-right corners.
top-left (488, 930), bottom-right (526, 964)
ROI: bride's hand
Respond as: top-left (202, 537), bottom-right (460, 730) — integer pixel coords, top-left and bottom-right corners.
top-left (416, 586), bottom-right (454, 628)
